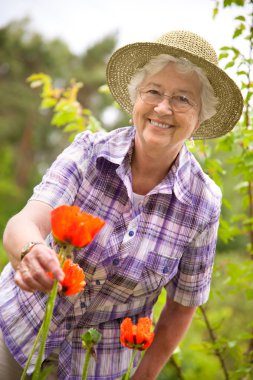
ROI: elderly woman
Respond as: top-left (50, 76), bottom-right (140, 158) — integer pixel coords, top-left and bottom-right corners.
top-left (0, 31), bottom-right (243, 380)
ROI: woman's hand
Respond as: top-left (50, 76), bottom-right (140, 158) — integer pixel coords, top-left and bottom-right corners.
top-left (14, 244), bottom-right (64, 293)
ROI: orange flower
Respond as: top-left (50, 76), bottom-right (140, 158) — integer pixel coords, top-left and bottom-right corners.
top-left (47, 258), bottom-right (85, 296)
top-left (51, 205), bottom-right (105, 248)
top-left (60, 258), bottom-right (86, 296)
top-left (120, 317), bottom-right (154, 351)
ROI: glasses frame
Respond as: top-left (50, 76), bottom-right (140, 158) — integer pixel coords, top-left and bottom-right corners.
top-left (138, 88), bottom-right (198, 113)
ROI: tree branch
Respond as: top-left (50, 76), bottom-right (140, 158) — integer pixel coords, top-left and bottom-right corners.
top-left (199, 306), bottom-right (230, 380)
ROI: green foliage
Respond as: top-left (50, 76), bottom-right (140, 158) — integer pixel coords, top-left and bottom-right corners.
top-left (182, 2), bottom-right (253, 379)
top-left (27, 73), bottom-right (104, 141)
top-left (81, 329), bottom-right (102, 350)
top-left (0, 242), bottom-right (8, 269)
top-left (154, 253), bottom-right (253, 380)
top-left (0, 18), bottom-right (117, 240)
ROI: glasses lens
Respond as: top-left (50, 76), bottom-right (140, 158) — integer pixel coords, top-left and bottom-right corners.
top-left (139, 90), bottom-right (195, 113)
top-left (140, 91), bottom-right (161, 105)
top-left (171, 96), bottom-right (192, 112)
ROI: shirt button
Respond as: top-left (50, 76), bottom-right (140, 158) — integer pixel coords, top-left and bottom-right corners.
top-left (66, 323), bottom-right (71, 330)
top-left (113, 258), bottom-right (120, 266)
top-left (128, 230), bottom-right (135, 237)
top-left (163, 266), bottom-right (169, 274)
top-left (81, 302), bottom-right (86, 308)
top-left (96, 280), bottom-right (101, 285)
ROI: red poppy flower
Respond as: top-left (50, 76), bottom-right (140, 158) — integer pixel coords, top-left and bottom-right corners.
top-left (51, 205), bottom-right (105, 248)
top-left (120, 317), bottom-right (154, 351)
top-left (60, 258), bottom-right (86, 296)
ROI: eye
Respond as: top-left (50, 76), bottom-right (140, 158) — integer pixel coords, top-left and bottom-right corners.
top-left (176, 95), bottom-right (191, 104)
top-left (146, 89), bottom-right (161, 96)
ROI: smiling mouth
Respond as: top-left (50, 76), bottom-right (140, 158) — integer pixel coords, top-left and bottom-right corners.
top-left (149, 119), bottom-right (174, 129)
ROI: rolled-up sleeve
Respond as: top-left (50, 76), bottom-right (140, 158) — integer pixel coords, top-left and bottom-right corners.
top-left (166, 209), bottom-right (221, 307)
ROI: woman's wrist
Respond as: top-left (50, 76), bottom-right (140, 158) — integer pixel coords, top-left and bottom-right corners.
top-left (20, 241), bottom-right (45, 260)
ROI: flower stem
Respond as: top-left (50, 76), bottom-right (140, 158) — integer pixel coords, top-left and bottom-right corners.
top-left (31, 280), bottom-right (58, 380)
top-left (124, 349), bottom-right (137, 380)
top-left (21, 320), bottom-right (44, 380)
top-left (82, 348), bottom-right (91, 380)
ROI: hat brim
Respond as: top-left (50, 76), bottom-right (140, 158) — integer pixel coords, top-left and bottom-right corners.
top-left (106, 42), bottom-right (243, 139)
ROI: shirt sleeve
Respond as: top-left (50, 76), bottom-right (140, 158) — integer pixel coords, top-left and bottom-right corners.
top-left (166, 208), bottom-right (221, 307)
top-left (29, 131), bottom-right (94, 208)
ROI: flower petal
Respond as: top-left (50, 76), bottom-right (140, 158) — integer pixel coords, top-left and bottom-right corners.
top-left (51, 205), bottom-right (105, 248)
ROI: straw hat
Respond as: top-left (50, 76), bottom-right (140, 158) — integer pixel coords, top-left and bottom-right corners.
top-left (106, 30), bottom-right (243, 139)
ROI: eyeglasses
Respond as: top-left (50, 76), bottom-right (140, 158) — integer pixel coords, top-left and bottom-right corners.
top-left (138, 88), bottom-right (198, 113)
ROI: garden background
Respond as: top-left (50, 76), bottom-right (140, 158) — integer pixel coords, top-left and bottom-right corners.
top-left (0, 0), bottom-right (253, 379)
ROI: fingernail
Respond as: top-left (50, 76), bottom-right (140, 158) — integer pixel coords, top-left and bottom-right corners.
top-left (58, 274), bottom-right (64, 282)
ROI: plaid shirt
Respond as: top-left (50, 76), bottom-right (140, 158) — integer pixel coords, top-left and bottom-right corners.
top-left (0, 127), bottom-right (221, 379)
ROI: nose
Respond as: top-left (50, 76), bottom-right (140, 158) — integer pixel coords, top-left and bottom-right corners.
top-left (153, 98), bottom-right (173, 115)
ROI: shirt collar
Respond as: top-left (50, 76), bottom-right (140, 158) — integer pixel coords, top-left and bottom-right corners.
top-left (96, 126), bottom-right (135, 167)
top-left (173, 144), bottom-right (193, 205)
top-left (148, 145), bottom-right (193, 205)
top-left (96, 127), bottom-right (192, 206)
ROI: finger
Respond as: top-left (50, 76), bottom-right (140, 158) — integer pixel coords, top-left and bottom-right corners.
top-left (26, 262), bottom-right (56, 292)
top-left (39, 248), bottom-right (65, 281)
top-left (24, 246), bottom-right (64, 282)
top-left (16, 256), bottom-right (54, 292)
top-left (20, 258), bottom-right (55, 292)
top-left (14, 270), bottom-right (38, 293)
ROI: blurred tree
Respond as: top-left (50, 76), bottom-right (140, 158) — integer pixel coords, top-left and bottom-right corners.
top-left (0, 18), bottom-right (117, 234)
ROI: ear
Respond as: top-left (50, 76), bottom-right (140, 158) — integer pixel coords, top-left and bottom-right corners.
top-left (193, 119), bottom-right (201, 134)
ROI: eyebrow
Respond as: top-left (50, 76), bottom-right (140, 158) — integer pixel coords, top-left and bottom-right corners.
top-left (143, 82), bottom-right (196, 96)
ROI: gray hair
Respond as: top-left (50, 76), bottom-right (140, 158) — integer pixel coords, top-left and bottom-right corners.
top-left (128, 54), bottom-right (218, 123)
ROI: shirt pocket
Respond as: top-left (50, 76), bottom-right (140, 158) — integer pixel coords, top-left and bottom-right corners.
top-left (132, 250), bottom-right (181, 298)
top-left (84, 265), bottom-right (107, 297)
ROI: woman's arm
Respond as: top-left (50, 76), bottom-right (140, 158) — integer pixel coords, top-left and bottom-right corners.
top-left (3, 200), bottom-right (64, 292)
top-left (131, 296), bottom-right (196, 380)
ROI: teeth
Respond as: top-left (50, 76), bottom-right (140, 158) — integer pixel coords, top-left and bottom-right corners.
top-left (150, 120), bottom-right (172, 129)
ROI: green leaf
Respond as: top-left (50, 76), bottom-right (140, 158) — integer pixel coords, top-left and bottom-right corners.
top-left (234, 182), bottom-right (249, 191)
top-left (244, 91), bottom-right (253, 104)
top-left (82, 108), bottom-right (92, 116)
top-left (224, 61), bottom-right (235, 69)
top-left (234, 15), bottom-right (246, 21)
top-left (237, 70), bottom-right (247, 76)
top-left (40, 98), bottom-right (57, 109)
top-left (98, 84), bottom-right (110, 94)
top-left (81, 328), bottom-right (102, 350)
top-left (86, 115), bottom-right (103, 132)
top-left (218, 53), bottom-right (229, 60)
top-left (225, 0), bottom-right (244, 5)
top-left (235, 0), bottom-right (245, 5)
top-left (51, 111), bottom-right (77, 127)
top-left (63, 122), bottom-right (79, 133)
top-left (224, 0), bottom-right (233, 6)
top-left (233, 24), bottom-right (245, 39)
top-left (220, 46), bottom-right (232, 51)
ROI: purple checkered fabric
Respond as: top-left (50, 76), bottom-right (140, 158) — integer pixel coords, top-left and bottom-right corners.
top-left (0, 127), bottom-right (221, 379)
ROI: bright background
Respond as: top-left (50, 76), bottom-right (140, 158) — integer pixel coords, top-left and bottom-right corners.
top-left (0, 0), bottom-right (249, 54)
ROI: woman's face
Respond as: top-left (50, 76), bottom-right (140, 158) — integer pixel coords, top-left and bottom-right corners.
top-left (132, 63), bottom-right (202, 156)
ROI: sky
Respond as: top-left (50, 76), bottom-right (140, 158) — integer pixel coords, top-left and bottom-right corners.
top-left (0, 0), bottom-right (250, 56)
